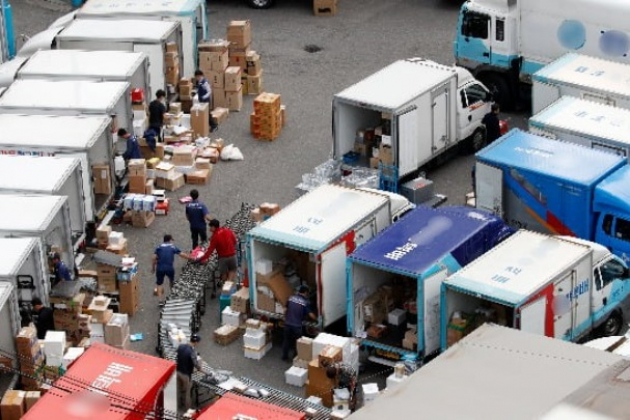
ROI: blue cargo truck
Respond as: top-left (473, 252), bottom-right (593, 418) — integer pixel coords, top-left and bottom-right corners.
top-left (475, 129), bottom-right (630, 263)
top-left (346, 205), bottom-right (513, 365)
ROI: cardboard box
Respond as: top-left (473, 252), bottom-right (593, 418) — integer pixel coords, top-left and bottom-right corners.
top-left (24, 391), bottom-right (40, 412)
top-left (165, 51), bottom-right (179, 66)
top-left (190, 103), bottom-right (210, 137)
top-left (98, 276), bottom-right (117, 293)
top-left (211, 107), bottom-right (229, 124)
top-left (107, 237), bottom-right (128, 255)
top-left (370, 157), bottom-right (381, 169)
top-left (379, 144), bottom-right (393, 165)
top-left (241, 75), bottom-right (249, 95)
top-left (97, 263), bottom-right (116, 280)
top-left (230, 287), bottom-right (250, 313)
top-left (228, 51), bottom-right (249, 71)
top-left (92, 164), bottom-right (112, 195)
top-left (166, 63), bottom-right (180, 86)
top-left (199, 51), bottom-right (229, 72)
top-left (208, 70), bottom-right (225, 89)
top-left (155, 172), bottom-right (185, 191)
top-left (246, 51), bottom-right (262, 75)
top-left (224, 66), bottom-right (242, 91)
top-left (199, 39), bottom-right (230, 52)
top-left (166, 41), bottom-right (179, 53)
top-left (172, 146), bottom-right (196, 166)
top-left (119, 277), bottom-right (139, 316)
top-left (214, 324), bottom-right (241, 345)
top-left (105, 314), bottom-right (130, 346)
top-left (247, 71), bottom-right (264, 95)
top-left (132, 211), bottom-right (155, 228)
top-left (258, 272), bottom-right (293, 306)
top-left (318, 344), bottom-right (342, 368)
top-left (186, 168), bottom-right (211, 185)
top-left (96, 225), bottom-right (111, 241)
top-left (145, 179), bottom-right (154, 195)
top-left (256, 291), bottom-right (276, 313)
top-left (226, 87), bottom-right (243, 111)
top-left (297, 337), bottom-right (313, 362)
top-left (227, 20), bottom-right (252, 49)
top-left (213, 88), bottom-right (227, 109)
top-left (363, 292), bottom-right (387, 324)
top-left (128, 174), bottom-right (147, 194)
top-left (314, 0), bottom-right (337, 16)
top-left (1, 390), bottom-right (25, 420)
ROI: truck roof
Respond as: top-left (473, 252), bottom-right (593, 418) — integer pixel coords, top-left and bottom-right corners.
top-left (530, 96), bottom-right (630, 146)
top-left (334, 58), bottom-right (456, 110)
top-left (0, 156), bottom-right (80, 192)
top-left (0, 237), bottom-right (38, 277)
top-left (444, 230), bottom-right (592, 305)
top-left (477, 129), bottom-right (625, 187)
top-left (0, 114), bottom-right (111, 149)
top-left (0, 195), bottom-right (68, 233)
top-left (533, 53), bottom-right (630, 98)
top-left (78, 0), bottom-right (203, 16)
top-left (0, 80), bottom-right (129, 113)
top-left (19, 50), bottom-right (146, 79)
top-left (347, 324), bottom-right (622, 420)
top-left (58, 19), bottom-right (178, 42)
top-left (593, 165), bottom-right (630, 215)
top-left (248, 185), bottom-right (389, 253)
top-left (349, 206), bottom-right (504, 276)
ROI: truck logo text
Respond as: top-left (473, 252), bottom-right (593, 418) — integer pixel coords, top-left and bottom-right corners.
top-left (0, 149), bottom-right (55, 157)
top-left (566, 280), bottom-right (589, 301)
top-left (384, 241), bottom-right (418, 261)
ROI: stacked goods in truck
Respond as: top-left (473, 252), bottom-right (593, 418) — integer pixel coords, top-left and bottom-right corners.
top-left (255, 258), bottom-right (294, 314)
top-left (313, 0), bottom-right (338, 16)
top-left (50, 292), bottom-right (86, 345)
top-left (243, 318), bottom-right (272, 360)
top-left (165, 41), bottom-right (180, 87)
top-left (16, 326), bottom-right (44, 391)
top-left (251, 92), bottom-right (283, 141)
top-left (352, 116), bottom-right (392, 168)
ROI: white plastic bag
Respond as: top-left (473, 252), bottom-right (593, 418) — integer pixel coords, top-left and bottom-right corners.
top-left (220, 144), bottom-right (245, 161)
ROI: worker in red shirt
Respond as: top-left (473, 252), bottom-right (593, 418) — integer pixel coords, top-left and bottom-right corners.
top-left (197, 219), bottom-right (238, 283)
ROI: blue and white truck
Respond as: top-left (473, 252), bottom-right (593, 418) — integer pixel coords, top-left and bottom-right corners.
top-left (346, 205), bottom-right (513, 365)
top-left (454, 0), bottom-right (630, 108)
top-left (441, 230), bottom-right (630, 350)
top-left (475, 129), bottom-right (630, 263)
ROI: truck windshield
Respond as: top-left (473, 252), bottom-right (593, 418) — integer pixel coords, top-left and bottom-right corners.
top-left (596, 258), bottom-right (628, 290)
top-left (462, 11), bottom-right (490, 40)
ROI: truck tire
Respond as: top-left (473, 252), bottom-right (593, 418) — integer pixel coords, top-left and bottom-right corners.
top-left (247, 0), bottom-right (275, 8)
top-left (478, 73), bottom-right (513, 111)
top-left (466, 128), bottom-right (487, 154)
top-left (599, 311), bottom-right (623, 337)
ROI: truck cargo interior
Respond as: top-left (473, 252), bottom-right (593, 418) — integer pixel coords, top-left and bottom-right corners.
top-left (352, 263), bottom-right (416, 351)
top-left (444, 289), bottom-right (513, 348)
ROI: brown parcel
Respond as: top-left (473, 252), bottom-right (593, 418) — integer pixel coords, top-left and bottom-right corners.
top-left (92, 164), bottom-right (112, 195)
top-left (230, 287), bottom-right (250, 313)
top-left (190, 103), bottom-right (210, 138)
top-left (318, 344), bottom-right (342, 368)
top-left (257, 272), bottom-right (293, 306)
top-left (256, 291), bottom-right (275, 313)
top-left (296, 337), bottom-right (313, 362)
top-left (227, 20), bottom-right (252, 49)
top-left (25, 391), bottom-right (40, 411)
top-left (1, 390), bottom-right (25, 420)
top-left (224, 66), bottom-right (242, 92)
top-left (226, 87), bottom-right (243, 112)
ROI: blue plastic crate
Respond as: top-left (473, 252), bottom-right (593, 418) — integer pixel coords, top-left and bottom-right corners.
top-left (342, 151), bottom-right (360, 164)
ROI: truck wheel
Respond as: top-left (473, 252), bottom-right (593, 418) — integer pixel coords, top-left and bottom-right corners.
top-left (247, 0), bottom-right (275, 8)
top-left (600, 312), bottom-right (623, 337)
top-left (466, 129), bottom-right (487, 154)
top-left (479, 73), bottom-right (513, 111)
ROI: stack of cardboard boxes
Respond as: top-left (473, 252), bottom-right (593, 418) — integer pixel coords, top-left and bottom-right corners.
top-left (87, 295), bottom-right (114, 345)
top-left (155, 161), bottom-right (185, 191)
top-left (198, 39), bottom-right (229, 110)
top-left (251, 92), bottom-right (285, 141)
top-left (190, 102), bottom-right (210, 138)
top-left (118, 261), bottom-right (140, 316)
top-left (50, 291), bottom-right (86, 345)
top-left (187, 153), bottom-right (212, 185)
top-left (95, 225), bottom-right (112, 250)
top-left (16, 325), bottom-right (44, 391)
top-left (249, 202), bottom-right (281, 223)
top-left (245, 51), bottom-right (263, 96)
top-left (128, 159), bottom-right (148, 194)
top-left (227, 20), bottom-right (251, 81)
top-left (224, 65), bottom-right (243, 111)
top-left (243, 318), bottom-right (272, 360)
top-left (165, 41), bottom-right (180, 87)
top-left (1, 389), bottom-right (41, 419)
top-left (105, 231), bottom-right (129, 255)
top-left (178, 78), bottom-right (194, 112)
top-left (254, 258), bottom-right (294, 315)
top-left (354, 115), bottom-right (393, 170)
top-left (313, 0), bottom-right (338, 16)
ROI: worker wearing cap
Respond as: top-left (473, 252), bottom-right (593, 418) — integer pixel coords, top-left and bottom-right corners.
top-left (52, 253), bottom-right (72, 283)
top-left (152, 234), bottom-right (191, 306)
top-left (326, 363), bottom-right (358, 411)
top-left (31, 298), bottom-right (54, 340)
top-left (197, 219), bottom-right (238, 283)
top-left (118, 128), bottom-right (142, 160)
top-left (176, 334), bottom-right (202, 411)
top-left (185, 189), bottom-right (212, 250)
top-left (281, 285), bottom-right (317, 361)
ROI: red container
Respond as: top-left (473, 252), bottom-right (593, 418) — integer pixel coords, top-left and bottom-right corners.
top-left (131, 88), bottom-right (144, 103)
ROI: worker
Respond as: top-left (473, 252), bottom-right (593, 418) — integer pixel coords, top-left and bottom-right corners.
top-left (197, 219), bottom-right (237, 283)
top-left (118, 128), bottom-right (142, 160)
top-left (52, 252), bottom-right (72, 283)
top-left (148, 89), bottom-right (168, 139)
top-left (482, 103), bottom-right (501, 143)
top-left (185, 189), bottom-right (212, 250)
top-left (193, 70), bottom-right (218, 133)
top-left (326, 363), bottom-right (358, 411)
top-left (152, 234), bottom-right (191, 306)
top-left (281, 285), bottom-right (317, 361)
top-left (31, 298), bottom-right (54, 340)
top-left (176, 333), bottom-right (202, 411)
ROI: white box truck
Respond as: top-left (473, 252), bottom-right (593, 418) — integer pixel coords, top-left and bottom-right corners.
top-left (333, 58), bottom-right (493, 191)
top-left (13, 50), bottom-right (152, 99)
top-left (0, 156), bottom-right (86, 245)
top-left (0, 195), bottom-right (74, 286)
top-left (247, 184), bottom-right (405, 328)
top-left (441, 231), bottom-right (630, 351)
top-left (0, 283), bottom-right (20, 370)
top-left (454, 0), bottom-right (630, 108)
top-left (532, 54), bottom-right (630, 114)
top-left (55, 19), bottom-right (183, 95)
top-left (0, 114), bottom-right (115, 223)
top-left (529, 96), bottom-right (630, 160)
top-left (0, 237), bottom-right (51, 319)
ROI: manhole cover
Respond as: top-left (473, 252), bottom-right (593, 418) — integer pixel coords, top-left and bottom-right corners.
top-left (304, 44), bottom-right (323, 53)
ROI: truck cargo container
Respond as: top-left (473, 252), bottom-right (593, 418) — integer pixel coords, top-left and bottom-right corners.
top-left (532, 54), bottom-right (630, 114)
top-left (529, 96), bottom-right (630, 160)
top-left (0, 114), bottom-right (115, 223)
top-left (347, 205), bottom-right (513, 364)
top-left (454, 0), bottom-right (630, 108)
top-left (0, 283), bottom-right (19, 371)
top-left (247, 184), bottom-right (408, 328)
top-left (332, 58), bottom-right (493, 191)
top-left (475, 129), bottom-right (630, 262)
top-left (441, 231), bottom-right (630, 349)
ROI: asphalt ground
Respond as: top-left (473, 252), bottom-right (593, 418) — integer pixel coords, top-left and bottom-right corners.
top-left (12, 0), bottom-right (532, 400)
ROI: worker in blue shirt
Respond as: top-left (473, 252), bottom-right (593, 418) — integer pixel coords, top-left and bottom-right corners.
top-left (185, 189), bottom-right (212, 250)
top-left (194, 70), bottom-right (218, 133)
top-left (152, 234), bottom-right (191, 305)
top-left (176, 333), bottom-right (202, 411)
top-left (52, 253), bottom-right (72, 283)
top-left (282, 285), bottom-right (317, 361)
top-left (118, 128), bottom-right (142, 160)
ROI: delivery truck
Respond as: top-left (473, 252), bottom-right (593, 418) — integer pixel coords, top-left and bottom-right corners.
top-left (0, 283), bottom-right (19, 370)
top-left (247, 184), bottom-right (411, 328)
top-left (0, 79), bottom-right (132, 131)
top-left (12, 50), bottom-right (152, 99)
top-left (532, 54), bottom-right (630, 114)
top-left (0, 195), bottom-right (75, 286)
top-left (74, 0), bottom-right (208, 78)
top-left (454, 0), bottom-right (630, 108)
top-left (529, 96), bottom-right (630, 160)
top-left (0, 114), bottom-right (115, 223)
top-left (332, 58), bottom-right (494, 192)
top-left (441, 230), bottom-right (630, 350)
top-left (346, 205), bottom-right (513, 365)
top-left (0, 156), bottom-right (86, 244)
top-left (475, 129), bottom-right (630, 263)
top-left (55, 19), bottom-right (183, 96)
top-left (0, 237), bottom-right (51, 324)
